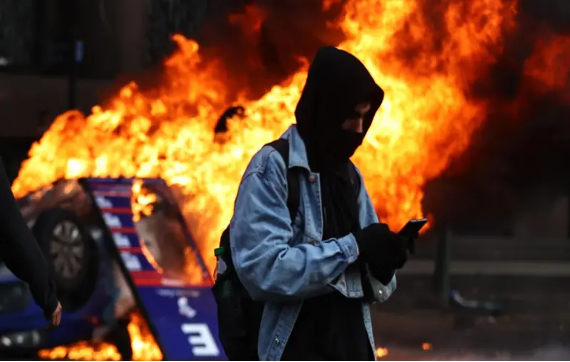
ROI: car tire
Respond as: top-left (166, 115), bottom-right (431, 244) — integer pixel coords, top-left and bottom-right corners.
top-left (32, 208), bottom-right (99, 311)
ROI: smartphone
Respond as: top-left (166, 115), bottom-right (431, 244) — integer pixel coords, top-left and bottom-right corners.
top-left (398, 218), bottom-right (428, 238)
top-left (398, 218), bottom-right (428, 255)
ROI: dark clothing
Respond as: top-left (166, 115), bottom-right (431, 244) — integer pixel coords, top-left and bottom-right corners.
top-left (281, 164), bottom-right (373, 361)
top-left (282, 47), bottom-right (384, 361)
top-left (281, 165), bottom-right (373, 361)
top-left (281, 292), bottom-right (373, 361)
top-left (0, 159), bottom-right (58, 317)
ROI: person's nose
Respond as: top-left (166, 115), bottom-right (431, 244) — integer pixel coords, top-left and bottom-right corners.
top-left (354, 118), bottom-right (363, 133)
top-left (342, 118), bottom-right (364, 133)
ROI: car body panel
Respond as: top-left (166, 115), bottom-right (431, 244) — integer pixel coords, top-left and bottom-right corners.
top-left (0, 177), bottom-right (226, 361)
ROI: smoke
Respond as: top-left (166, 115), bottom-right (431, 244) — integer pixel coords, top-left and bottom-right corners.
top-left (194, 0), bottom-right (346, 101)
top-left (422, 0), bottom-right (570, 235)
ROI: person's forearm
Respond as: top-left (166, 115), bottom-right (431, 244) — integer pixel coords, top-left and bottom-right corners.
top-left (0, 159), bottom-right (58, 315)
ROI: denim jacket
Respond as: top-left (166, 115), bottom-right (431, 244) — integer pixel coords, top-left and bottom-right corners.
top-left (230, 125), bottom-right (397, 361)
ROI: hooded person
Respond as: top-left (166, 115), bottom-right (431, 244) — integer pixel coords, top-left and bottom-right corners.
top-left (228, 46), bottom-right (412, 361)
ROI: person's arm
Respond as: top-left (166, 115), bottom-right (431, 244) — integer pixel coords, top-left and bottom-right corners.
top-left (0, 159), bottom-right (59, 317)
top-left (354, 166), bottom-right (397, 303)
top-left (230, 148), bottom-right (359, 302)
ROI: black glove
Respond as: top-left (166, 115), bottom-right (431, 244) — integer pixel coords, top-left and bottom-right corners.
top-left (354, 223), bottom-right (409, 270)
top-left (369, 265), bottom-right (395, 286)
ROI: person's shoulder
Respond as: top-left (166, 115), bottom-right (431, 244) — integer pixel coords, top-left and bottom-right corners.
top-left (242, 142), bottom-right (288, 181)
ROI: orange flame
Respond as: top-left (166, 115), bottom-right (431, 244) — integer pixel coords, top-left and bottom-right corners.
top-left (131, 179), bottom-right (158, 222)
top-left (523, 33), bottom-right (570, 93)
top-left (127, 312), bottom-right (163, 361)
top-left (38, 312), bottom-right (161, 361)
top-left (322, 0), bottom-right (343, 11)
top-left (228, 4), bottom-right (266, 35)
top-left (13, 0), bottom-right (517, 278)
top-left (38, 342), bottom-right (121, 361)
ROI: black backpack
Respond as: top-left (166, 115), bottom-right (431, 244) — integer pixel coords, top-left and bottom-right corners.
top-left (212, 138), bottom-right (360, 360)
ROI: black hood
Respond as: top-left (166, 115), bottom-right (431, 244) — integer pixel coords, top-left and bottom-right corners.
top-left (295, 46), bottom-right (384, 168)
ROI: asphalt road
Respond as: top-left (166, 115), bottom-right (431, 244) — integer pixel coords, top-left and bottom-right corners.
top-left (376, 345), bottom-right (570, 361)
top-left (24, 346), bottom-right (569, 361)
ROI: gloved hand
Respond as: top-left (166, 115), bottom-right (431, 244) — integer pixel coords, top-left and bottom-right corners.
top-left (369, 265), bottom-right (395, 286)
top-left (354, 223), bottom-right (409, 270)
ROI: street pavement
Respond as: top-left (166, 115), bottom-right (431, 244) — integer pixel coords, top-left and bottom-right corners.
top-left (374, 344), bottom-right (570, 361)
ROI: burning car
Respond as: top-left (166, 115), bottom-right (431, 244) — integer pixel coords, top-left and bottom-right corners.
top-left (0, 177), bottom-right (224, 361)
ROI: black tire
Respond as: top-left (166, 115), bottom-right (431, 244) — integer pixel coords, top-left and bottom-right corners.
top-left (32, 208), bottom-right (99, 311)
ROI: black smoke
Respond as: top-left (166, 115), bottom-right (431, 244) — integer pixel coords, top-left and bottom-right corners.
top-left (194, 0), bottom-right (346, 100)
top-left (422, 0), bottom-right (570, 236)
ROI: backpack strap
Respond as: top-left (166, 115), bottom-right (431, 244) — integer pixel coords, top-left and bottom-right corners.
top-left (265, 139), bottom-right (300, 222)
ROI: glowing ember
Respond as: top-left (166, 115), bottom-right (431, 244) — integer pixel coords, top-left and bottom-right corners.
top-left (422, 342), bottom-right (433, 351)
top-left (38, 312), bottom-right (161, 361)
top-left (376, 347), bottom-right (389, 358)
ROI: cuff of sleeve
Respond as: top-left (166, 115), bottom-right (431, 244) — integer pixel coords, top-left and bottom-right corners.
top-left (336, 234), bottom-right (359, 264)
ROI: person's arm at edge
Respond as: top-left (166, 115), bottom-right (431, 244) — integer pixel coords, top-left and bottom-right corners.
top-left (0, 159), bottom-right (59, 317)
top-left (230, 148), bottom-right (359, 302)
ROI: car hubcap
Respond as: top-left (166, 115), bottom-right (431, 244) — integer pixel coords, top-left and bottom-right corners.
top-left (50, 221), bottom-right (84, 280)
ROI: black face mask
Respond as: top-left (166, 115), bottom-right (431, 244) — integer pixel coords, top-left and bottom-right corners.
top-left (328, 130), bottom-right (365, 162)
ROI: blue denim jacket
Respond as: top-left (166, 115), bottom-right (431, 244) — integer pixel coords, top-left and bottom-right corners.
top-left (230, 125), bottom-right (397, 361)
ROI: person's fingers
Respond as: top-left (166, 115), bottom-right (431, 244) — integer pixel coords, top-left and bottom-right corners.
top-left (48, 302), bottom-right (62, 328)
top-left (53, 312), bottom-right (59, 327)
top-left (56, 303), bottom-right (62, 326)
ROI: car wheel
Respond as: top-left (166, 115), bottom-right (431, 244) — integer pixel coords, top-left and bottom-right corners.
top-left (33, 208), bottom-right (99, 311)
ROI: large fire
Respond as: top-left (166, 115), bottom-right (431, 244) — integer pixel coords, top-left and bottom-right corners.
top-left (16, 0), bottom-right (569, 360)
top-left (38, 312), bottom-right (161, 361)
top-left (12, 0), bottom-right (519, 277)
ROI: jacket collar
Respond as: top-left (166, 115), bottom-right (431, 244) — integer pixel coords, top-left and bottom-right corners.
top-left (280, 124), bottom-right (312, 172)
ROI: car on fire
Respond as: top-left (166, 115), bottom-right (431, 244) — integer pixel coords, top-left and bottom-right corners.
top-left (0, 177), bottom-right (224, 361)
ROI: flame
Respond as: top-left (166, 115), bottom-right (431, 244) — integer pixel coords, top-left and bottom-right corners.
top-left (422, 342), bottom-right (433, 351)
top-left (38, 312), bottom-right (160, 361)
top-left (131, 179), bottom-right (158, 222)
top-left (523, 33), bottom-right (570, 93)
top-left (323, 0), bottom-right (343, 11)
top-left (38, 342), bottom-right (121, 361)
top-left (13, 0), bottom-right (517, 276)
top-left (228, 4), bottom-right (266, 35)
top-left (127, 312), bottom-right (163, 361)
top-left (376, 347), bottom-right (388, 358)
